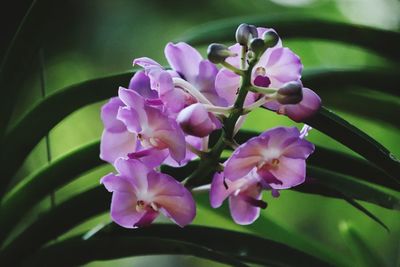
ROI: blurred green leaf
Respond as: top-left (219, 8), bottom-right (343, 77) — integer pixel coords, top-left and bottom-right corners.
top-left (341, 195), bottom-right (388, 232)
top-left (27, 224), bottom-right (330, 267)
top-left (302, 68), bottom-right (400, 98)
top-left (0, 141), bottom-right (102, 245)
top-left (339, 222), bottom-right (387, 267)
top-left (0, 71), bottom-right (133, 198)
top-left (179, 15), bottom-right (400, 62)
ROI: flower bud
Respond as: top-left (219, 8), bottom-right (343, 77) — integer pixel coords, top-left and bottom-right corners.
top-left (207, 43), bottom-right (236, 64)
top-left (277, 82), bottom-right (303, 104)
top-left (262, 30), bottom-right (279, 48)
top-left (235, 23), bottom-right (258, 46)
top-left (177, 103), bottom-right (222, 137)
top-left (249, 38), bottom-right (267, 57)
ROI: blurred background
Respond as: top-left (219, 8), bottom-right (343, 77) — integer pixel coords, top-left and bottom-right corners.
top-left (1, 0), bottom-right (399, 266)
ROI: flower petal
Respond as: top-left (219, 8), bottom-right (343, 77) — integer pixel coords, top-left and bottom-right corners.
top-left (101, 173), bottom-right (134, 193)
top-left (100, 130), bottom-right (137, 164)
top-left (101, 97), bottom-right (126, 133)
top-left (133, 57), bottom-right (162, 70)
top-left (269, 156), bottom-right (306, 189)
top-left (150, 172), bottom-right (196, 227)
top-left (110, 191), bottom-right (144, 228)
top-left (129, 71), bottom-right (158, 99)
top-left (229, 183), bottom-right (262, 225)
top-left (114, 158), bottom-right (150, 191)
top-left (165, 42), bottom-right (202, 83)
top-left (117, 106), bottom-right (141, 133)
top-left (256, 47), bottom-right (302, 88)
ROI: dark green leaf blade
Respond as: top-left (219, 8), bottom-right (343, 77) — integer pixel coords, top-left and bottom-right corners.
top-left (0, 71), bottom-right (133, 198)
top-left (304, 107), bottom-right (400, 182)
top-left (27, 224), bottom-right (330, 267)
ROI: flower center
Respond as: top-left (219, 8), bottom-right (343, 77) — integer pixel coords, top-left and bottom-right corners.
top-left (136, 200), bottom-right (159, 212)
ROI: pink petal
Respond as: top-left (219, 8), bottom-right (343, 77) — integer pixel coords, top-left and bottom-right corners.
top-left (165, 42), bottom-right (202, 83)
top-left (224, 137), bottom-right (268, 180)
top-left (215, 68), bottom-right (241, 106)
top-left (133, 57), bottom-right (162, 70)
top-left (114, 158), bottom-right (150, 191)
top-left (100, 130), bottom-right (137, 164)
top-left (255, 47), bottom-right (302, 88)
top-left (101, 97), bottom-right (126, 133)
top-left (210, 172), bottom-right (250, 208)
top-left (229, 183), bottom-right (262, 225)
top-left (269, 156), bottom-right (306, 189)
top-left (110, 191), bottom-right (145, 228)
top-left (101, 173), bottom-right (134, 193)
top-left (128, 148), bottom-right (169, 169)
top-left (283, 138), bottom-right (315, 159)
top-left (129, 71), bottom-right (158, 99)
top-left (149, 172), bottom-right (196, 227)
top-left (117, 106), bottom-right (141, 133)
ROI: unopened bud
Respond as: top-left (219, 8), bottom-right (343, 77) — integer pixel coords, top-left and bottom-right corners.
top-left (277, 82), bottom-right (303, 104)
top-left (249, 38), bottom-right (267, 57)
top-left (177, 103), bottom-right (222, 137)
top-left (207, 43), bottom-right (236, 64)
top-left (262, 31), bottom-right (280, 48)
top-left (235, 23), bottom-right (258, 46)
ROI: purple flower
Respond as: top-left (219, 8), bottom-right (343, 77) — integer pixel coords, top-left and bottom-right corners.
top-left (117, 87), bottom-right (186, 164)
top-left (210, 171), bottom-right (267, 225)
top-left (177, 103), bottom-right (222, 137)
top-left (224, 127), bottom-right (314, 189)
top-left (101, 158), bottom-right (196, 228)
top-left (100, 87), bottom-right (186, 165)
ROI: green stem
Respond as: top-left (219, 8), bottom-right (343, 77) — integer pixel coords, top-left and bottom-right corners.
top-left (185, 56), bottom-right (257, 188)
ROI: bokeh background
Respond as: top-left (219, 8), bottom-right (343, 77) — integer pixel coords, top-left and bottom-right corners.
top-left (1, 0), bottom-right (399, 266)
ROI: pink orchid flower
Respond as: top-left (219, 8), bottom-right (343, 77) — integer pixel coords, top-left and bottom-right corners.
top-left (224, 127), bottom-right (315, 189)
top-left (101, 158), bottom-right (196, 228)
top-left (99, 87), bottom-right (186, 165)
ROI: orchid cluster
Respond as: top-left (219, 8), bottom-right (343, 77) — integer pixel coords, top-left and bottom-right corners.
top-left (100, 24), bottom-right (321, 228)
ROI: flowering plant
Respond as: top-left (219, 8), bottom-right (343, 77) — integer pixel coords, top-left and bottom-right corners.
top-left (100, 23), bottom-right (321, 228)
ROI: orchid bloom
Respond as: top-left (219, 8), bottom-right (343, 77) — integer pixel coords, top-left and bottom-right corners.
top-left (210, 170), bottom-right (272, 225)
top-left (101, 158), bottom-right (196, 228)
top-left (117, 87), bottom-right (186, 164)
top-left (224, 127), bottom-right (315, 189)
top-left (99, 87), bottom-right (186, 165)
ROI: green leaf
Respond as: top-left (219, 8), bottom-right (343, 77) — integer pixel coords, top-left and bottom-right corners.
top-left (302, 68), bottom-right (400, 98)
top-left (27, 224), bottom-right (330, 267)
top-left (0, 141), bottom-right (102, 245)
top-left (0, 71), bottom-right (133, 198)
top-left (179, 14), bottom-right (400, 62)
top-left (304, 107), bottom-right (400, 183)
top-left (339, 222), bottom-right (387, 267)
top-left (0, 186), bottom-right (109, 265)
top-left (341, 196), bottom-right (389, 232)
top-left (305, 166), bottom-right (400, 211)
